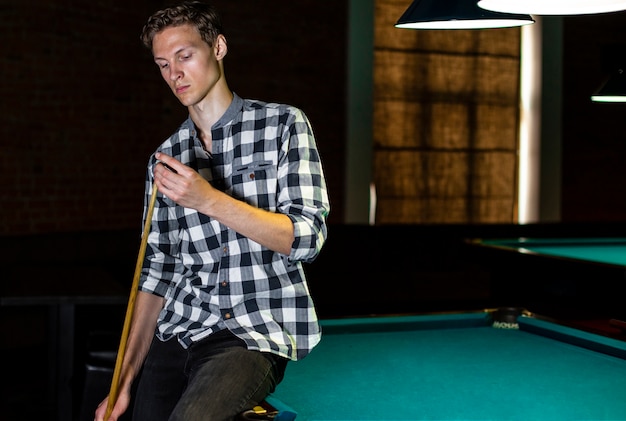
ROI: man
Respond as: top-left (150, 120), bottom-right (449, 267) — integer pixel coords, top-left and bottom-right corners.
top-left (95, 2), bottom-right (329, 420)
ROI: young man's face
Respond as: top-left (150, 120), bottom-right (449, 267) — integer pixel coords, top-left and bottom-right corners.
top-left (152, 24), bottom-right (225, 107)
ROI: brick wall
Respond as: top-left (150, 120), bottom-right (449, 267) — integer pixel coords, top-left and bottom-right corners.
top-left (0, 0), bottom-right (347, 235)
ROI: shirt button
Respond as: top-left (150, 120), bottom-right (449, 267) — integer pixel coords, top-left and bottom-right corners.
top-left (225, 313), bottom-right (231, 319)
top-left (249, 173), bottom-right (255, 180)
top-left (223, 246), bottom-right (228, 253)
top-left (221, 281), bottom-right (228, 287)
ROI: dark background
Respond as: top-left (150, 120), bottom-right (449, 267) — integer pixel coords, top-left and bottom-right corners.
top-left (0, 0), bottom-right (348, 235)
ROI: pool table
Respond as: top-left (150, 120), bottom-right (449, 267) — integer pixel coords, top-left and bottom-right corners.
top-left (467, 237), bottom-right (626, 319)
top-left (265, 309), bottom-right (626, 421)
top-left (472, 237), bottom-right (626, 267)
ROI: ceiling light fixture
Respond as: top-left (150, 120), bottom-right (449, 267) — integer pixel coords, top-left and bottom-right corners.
top-left (478, 0), bottom-right (626, 16)
top-left (592, 68), bottom-right (626, 102)
top-left (395, 0), bottom-right (534, 30)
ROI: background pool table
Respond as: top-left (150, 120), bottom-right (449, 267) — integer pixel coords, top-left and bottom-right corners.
top-left (467, 237), bottom-right (626, 322)
top-left (267, 309), bottom-right (626, 420)
top-left (474, 237), bottom-right (626, 267)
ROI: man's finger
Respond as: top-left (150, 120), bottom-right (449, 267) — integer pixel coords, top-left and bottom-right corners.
top-left (155, 152), bottom-right (184, 173)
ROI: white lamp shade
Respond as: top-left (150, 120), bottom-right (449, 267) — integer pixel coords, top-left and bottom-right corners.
top-left (478, 0), bottom-right (626, 15)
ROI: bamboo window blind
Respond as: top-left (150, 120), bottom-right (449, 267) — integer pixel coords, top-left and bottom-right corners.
top-left (373, 0), bottom-right (522, 223)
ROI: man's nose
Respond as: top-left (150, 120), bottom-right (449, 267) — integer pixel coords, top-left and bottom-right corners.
top-left (169, 64), bottom-right (182, 81)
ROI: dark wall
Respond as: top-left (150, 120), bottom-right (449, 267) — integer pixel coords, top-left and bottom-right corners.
top-left (562, 12), bottom-right (626, 222)
top-left (0, 0), bottom-right (347, 235)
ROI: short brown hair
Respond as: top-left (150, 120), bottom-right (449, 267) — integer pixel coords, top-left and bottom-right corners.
top-left (140, 1), bottom-right (223, 50)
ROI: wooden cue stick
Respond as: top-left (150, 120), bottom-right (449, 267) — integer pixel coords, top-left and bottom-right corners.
top-left (104, 183), bottom-right (159, 421)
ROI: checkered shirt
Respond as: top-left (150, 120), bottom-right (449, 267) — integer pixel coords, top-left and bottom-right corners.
top-left (138, 93), bottom-right (329, 361)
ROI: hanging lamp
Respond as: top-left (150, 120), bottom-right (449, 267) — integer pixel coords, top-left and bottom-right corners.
top-left (478, 0), bottom-right (626, 15)
top-left (591, 68), bottom-right (626, 102)
top-left (395, 0), bottom-right (534, 30)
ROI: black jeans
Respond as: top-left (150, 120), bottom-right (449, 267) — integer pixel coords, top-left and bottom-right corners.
top-left (132, 330), bottom-right (288, 421)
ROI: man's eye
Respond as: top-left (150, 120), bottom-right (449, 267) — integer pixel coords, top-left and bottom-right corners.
top-left (158, 63), bottom-right (169, 69)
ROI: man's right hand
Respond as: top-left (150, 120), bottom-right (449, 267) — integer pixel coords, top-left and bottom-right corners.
top-left (94, 390), bottom-right (131, 421)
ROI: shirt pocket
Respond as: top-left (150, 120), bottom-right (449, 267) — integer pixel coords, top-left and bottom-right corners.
top-left (230, 160), bottom-right (278, 210)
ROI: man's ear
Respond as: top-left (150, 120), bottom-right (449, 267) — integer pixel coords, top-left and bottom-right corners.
top-left (215, 34), bottom-right (228, 60)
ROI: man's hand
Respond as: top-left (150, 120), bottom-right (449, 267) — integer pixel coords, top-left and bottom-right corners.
top-left (94, 390), bottom-right (131, 421)
top-left (154, 152), bottom-right (216, 212)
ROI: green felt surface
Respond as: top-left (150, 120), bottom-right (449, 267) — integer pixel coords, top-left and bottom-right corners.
top-left (270, 314), bottom-right (626, 420)
top-left (481, 237), bottom-right (626, 267)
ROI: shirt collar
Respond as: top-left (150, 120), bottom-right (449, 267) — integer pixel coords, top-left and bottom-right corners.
top-left (212, 92), bottom-right (243, 130)
top-left (181, 92), bottom-right (243, 145)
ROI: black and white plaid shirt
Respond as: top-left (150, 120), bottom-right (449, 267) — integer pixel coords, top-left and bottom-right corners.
top-left (139, 94), bottom-right (329, 361)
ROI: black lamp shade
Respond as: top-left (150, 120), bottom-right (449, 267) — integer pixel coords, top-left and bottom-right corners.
top-left (395, 0), bottom-right (535, 29)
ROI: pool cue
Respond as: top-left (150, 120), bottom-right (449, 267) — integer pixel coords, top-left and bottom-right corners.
top-left (104, 183), bottom-right (158, 421)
